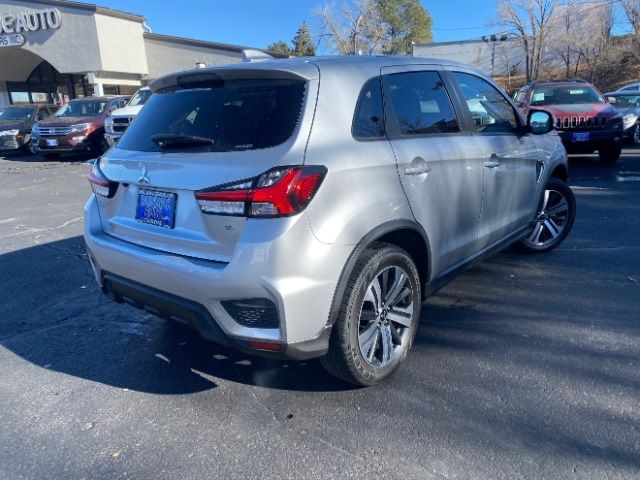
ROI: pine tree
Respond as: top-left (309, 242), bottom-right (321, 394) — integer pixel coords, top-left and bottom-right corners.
top-left (292, 21), bottom-right (316, 57)
top-left (267, 40), bottom-right (293, 56)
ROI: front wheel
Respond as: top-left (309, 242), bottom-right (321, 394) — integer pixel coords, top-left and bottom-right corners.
top-left (21, 139), bottom-right (39, 155)
top-left (321, 243), bottom-right (421, 386)
top-left (519, 178), bottom-right (576, 253)
top-left (598, 145), bottom-right (621, 164)
top-left (632, 124), bottom-right (640, 145)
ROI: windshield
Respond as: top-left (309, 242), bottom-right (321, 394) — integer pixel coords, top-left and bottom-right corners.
top-left (530, 86), bottom-right (605, 106)
top-left (54, 100), bottom-right (107, 117)
top-left (117, 78), bottom-right (306, 152)
top-left (609, 95), bottom-right (640, 108)
top-left (0, 106), bottom-right (35, 121)
top-left (128, 89), bottom-right (152, 107)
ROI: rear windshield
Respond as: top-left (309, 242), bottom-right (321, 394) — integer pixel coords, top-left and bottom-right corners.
top-left (117, 79), bottom-right (306, 152)
top-left (530, 86), bottom-right (604, 106)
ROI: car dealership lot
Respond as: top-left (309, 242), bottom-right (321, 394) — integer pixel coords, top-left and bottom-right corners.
top-left (0, 151), bottom-right (639, 480)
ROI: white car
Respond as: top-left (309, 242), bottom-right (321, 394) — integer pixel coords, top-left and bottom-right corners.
top-left (104, 87), bottom-right (152, 146)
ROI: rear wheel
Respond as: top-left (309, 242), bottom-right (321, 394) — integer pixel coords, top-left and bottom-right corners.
top-left (321, 243), bottom-right (421, 386)
top-left (632, 123), bottom-right (640, 145)
top-left (519, 178), bottom-right (576, 253)
top-left (598, 145), bottom-right (621, 164)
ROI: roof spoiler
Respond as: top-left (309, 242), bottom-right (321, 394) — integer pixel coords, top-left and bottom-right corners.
top-left (242, 49), bottom-right (277, 62)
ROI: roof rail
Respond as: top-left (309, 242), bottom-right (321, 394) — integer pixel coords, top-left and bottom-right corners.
top-left (242, 49), bottom-right (276, 63)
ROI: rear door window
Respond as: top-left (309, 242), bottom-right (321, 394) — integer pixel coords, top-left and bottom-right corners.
top-left (118, 79), bottom-right (306, 152)
top-left (383, 71), bottom-right (460, 136)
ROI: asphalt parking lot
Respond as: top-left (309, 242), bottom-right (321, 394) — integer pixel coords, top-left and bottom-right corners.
top-left (0, 149), bottom-right (639, 480)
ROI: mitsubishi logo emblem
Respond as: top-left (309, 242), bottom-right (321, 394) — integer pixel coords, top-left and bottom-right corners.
top-left (138, 165), bottom-right (150, 184)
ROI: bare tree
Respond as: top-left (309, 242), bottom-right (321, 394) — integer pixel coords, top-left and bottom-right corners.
top-left (316, 0), bottom-right (386, 55)
top-left (574, 1), bottom-right (614, 84)
top-left (496, 0), bottom-right (555, 81)
top-left (548, 0), bottom-right (580, 78)
top-left (620, 0), bottom-right (640, 63)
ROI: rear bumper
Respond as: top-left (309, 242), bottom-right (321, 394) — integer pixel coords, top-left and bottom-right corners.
top-left (99, 271), bottom-right (331, 360)
top-left (84, 195), bottom-right (351, 360)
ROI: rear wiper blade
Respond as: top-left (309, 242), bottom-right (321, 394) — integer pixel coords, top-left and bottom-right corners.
top-left (151, 134), bottom-right (215, 148)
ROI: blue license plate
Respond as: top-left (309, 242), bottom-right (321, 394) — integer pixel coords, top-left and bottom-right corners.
top-left (136, 189), bottom-right (176, 228)
top-left (572, 132), bottom-right (590, 142)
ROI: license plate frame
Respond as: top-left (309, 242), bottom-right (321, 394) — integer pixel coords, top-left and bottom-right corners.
top-left (135, 189), bottom-right (177, 229)
top-left (45, 139), bottom-right (58, 147)
top-left (572, 132), bottom-right (590, 142)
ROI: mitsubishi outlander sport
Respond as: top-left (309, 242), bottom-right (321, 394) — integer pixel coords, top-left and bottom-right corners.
top-left (84, 57), bottom-right (575, 385)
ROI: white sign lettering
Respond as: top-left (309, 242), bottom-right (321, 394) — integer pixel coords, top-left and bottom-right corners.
top-left (0, 8), bottom-right (61, 35)
top-left (0, 33), bottom-right (24, 48)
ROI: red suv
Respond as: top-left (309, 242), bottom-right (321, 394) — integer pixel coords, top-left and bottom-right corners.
top-left (33, 96), bottom-right (129, 160)
top-left (514, 80), bottom-right (624, 164)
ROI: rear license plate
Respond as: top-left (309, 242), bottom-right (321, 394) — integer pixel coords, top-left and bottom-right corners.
top-left (572, 132), bottom-right (590, 142)
top-left (46, 139), bottom-right (58, 147)
top-left (136, 189), bottom-right (177, 229)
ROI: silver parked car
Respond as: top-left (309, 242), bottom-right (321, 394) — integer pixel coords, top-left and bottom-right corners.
top-left (84, 56), bottom-right (575, 385)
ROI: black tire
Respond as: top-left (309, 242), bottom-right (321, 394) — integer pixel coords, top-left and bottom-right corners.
top-left (631, 124), bottom-right (640, 145)
top-left (21, 139), bottom-right (38, 156)
top-left (321, 242), bottom-right (421, 386)
top-left (598, 145), bottom-right (621, 164)
top-left (42, 153), bottom-right (61, 160)
top-left (519, 178), bottom-right (576, 253)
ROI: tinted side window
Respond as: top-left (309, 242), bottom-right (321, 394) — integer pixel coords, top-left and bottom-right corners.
top-left (452, 72), bottom-right (518, 133)
top-left (385, 71), bottom-right (460, 136)
top-left (352, 77), bottom-right (385, 139)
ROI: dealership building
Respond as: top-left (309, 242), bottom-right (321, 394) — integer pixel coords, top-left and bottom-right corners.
top-left (0, 0), bottom-right (284, 108)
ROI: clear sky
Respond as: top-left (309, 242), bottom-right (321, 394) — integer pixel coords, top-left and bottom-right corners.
top-left (98, 0), bottom-right (499, 51)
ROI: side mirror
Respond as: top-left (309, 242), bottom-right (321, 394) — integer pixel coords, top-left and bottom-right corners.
top-left (607, 96), bottom-right (617, 104)
top-left (528, 110), bottom-right (553, 135)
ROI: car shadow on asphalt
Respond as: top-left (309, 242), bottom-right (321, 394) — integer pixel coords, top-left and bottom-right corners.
top-left (0, 235), bottom-right (356, 394)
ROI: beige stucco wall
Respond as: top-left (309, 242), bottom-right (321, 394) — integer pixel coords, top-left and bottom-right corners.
top-left (94, 12), bottom-right (147, 75)
top-left (144, 36), bottom-right (243, 80)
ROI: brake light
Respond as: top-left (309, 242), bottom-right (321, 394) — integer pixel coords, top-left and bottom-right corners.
top-left (87, 158), bottom-right (118, 198)
top-left (195, 166), bottom-right (326, 217)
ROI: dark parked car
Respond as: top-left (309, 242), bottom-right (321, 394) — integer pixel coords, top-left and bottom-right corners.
top-left (514, 80), bottom-right (624, 164)
top-left (33, 96), bottom-right (129, 160)
top-left (0, 104), bottom-right (57, 154)
top-left (604, 91), bottom-right (640, 145)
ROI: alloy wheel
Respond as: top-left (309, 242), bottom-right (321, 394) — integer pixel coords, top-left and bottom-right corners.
top-left (358, 265), bottom-right (415, 368)
top-left (634, 123), bottom-right (640, 144)
top-left (526, 187), bottom-right (570, 248)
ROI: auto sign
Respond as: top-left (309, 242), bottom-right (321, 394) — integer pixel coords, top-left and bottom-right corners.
top-left (0, 33), bottom-right (24, 47)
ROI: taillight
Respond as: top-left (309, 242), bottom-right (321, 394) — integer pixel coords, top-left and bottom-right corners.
top-left (195, 166), bottom-right (326, 217)
top-left (87, 158), bottom-right (118, 198)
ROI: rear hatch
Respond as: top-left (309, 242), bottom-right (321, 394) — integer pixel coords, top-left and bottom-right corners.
top-left (95, 64), bottom-right (319, 263)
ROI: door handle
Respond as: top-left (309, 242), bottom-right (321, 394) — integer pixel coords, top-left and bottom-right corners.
top-left (484, 154), bottom-right (501, 168)
top-left (404, 165), bottom-right (432, 175)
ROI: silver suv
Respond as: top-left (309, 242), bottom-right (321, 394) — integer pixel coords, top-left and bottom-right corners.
top-left (84, 57), bottom-right (575, 385)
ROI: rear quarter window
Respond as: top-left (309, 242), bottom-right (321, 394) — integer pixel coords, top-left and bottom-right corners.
top-left (352, 77), bottom-right (385, 139)
top-left (117, 78), bottom-right (306, 152)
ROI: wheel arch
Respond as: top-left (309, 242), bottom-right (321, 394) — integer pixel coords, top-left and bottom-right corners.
top-left (326, 220), bottom-right (431, 327)
top-left (549, 164), bottom-right (568, 182)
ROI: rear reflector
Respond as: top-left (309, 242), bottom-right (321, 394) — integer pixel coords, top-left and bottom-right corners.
top-left (195, 165), bottom-right (326, 218)
top-left (246, 340), bottom-right (282, 352)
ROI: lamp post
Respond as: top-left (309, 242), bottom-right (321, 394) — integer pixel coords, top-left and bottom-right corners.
top-left (482, 33), bottom-right (508, 77)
